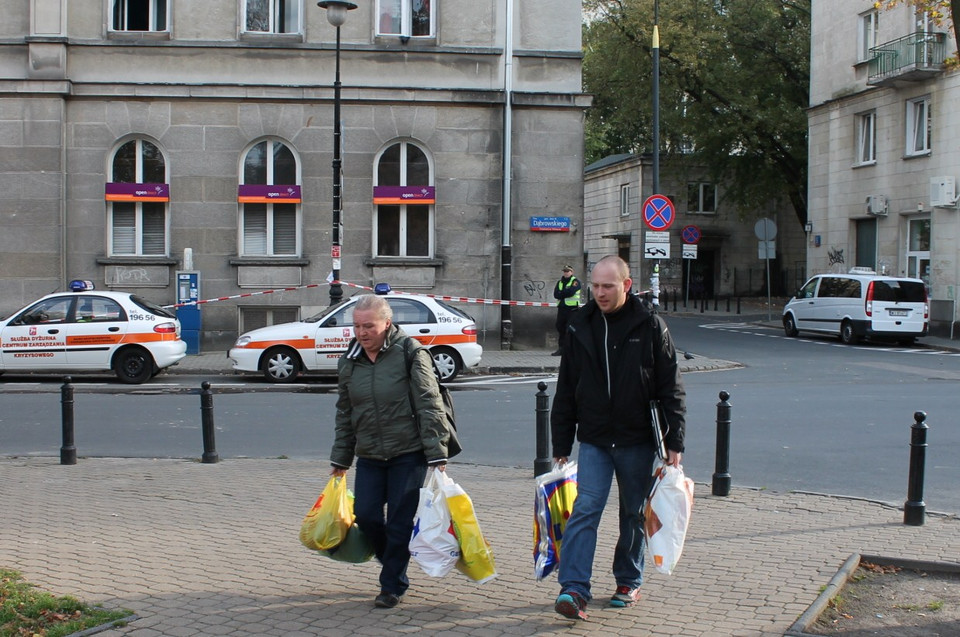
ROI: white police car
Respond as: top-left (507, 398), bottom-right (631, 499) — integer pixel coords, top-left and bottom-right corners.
top-left (0, 281), bottom-right (187, 383)
top-left (229, 286), bottom-right (483, 383)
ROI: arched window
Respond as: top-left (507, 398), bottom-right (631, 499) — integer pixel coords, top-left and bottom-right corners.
top-left (373, 141), bottom-right (433, 257)
top-left (107, 138), bottom-right (168, 256)
top-left (239, 139), bottom-right (301, 256)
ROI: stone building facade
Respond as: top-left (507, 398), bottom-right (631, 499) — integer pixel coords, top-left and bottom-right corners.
top-left (583, 154), bottom-right (807, 304)
top-left (809, 1), bottom-right (960, 334)
top-left (1, 0), bottom-right (588, 350)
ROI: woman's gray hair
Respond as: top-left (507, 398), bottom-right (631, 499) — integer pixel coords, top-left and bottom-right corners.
top-left (353, 294), bottom-right (393, 321)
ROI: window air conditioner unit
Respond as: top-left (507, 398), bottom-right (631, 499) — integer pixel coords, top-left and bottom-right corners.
top-left (866, 195), bottom-right (887, 216)
top-left (930, 176), bottom-right (957, 207)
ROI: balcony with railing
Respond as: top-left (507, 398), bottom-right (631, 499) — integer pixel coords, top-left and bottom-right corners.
top-left (867, 31), bottom-right (947, 86)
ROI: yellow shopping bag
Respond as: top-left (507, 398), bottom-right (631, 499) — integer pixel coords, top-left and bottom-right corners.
top-left (442, 471), bottom-right (497, 583)
top-left (299, 476), bottom-right (354, 551)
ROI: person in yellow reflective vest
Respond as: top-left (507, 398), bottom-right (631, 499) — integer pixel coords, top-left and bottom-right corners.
top-left (552, 265), bottom-right (581, 355)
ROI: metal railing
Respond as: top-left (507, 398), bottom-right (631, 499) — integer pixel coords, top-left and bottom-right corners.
top-left (868, 31), bottom-right (947, 84)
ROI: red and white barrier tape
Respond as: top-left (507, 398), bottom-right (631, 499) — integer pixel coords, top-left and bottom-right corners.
top-left (166, 280), bottom-right (555, 309)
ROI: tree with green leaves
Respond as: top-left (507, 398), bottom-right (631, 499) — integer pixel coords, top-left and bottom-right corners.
top-left (583, 0), bottom-right (811, 227)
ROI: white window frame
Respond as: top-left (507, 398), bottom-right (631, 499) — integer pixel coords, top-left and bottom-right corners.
top-left (239, 139), bottom-right (302, 257)
top-left (687, 182), bottom-right (716, 214)
top-left (905, 96), bottom-right (932, 156)
top-left (906, 216), bottom-right (931, 286)
top-left (619, 184), bottom-right (631, 217)
top-left (107, 138), bottom-right (169, 257)
top-left (857, 10), bottom-right (878, 63)
top-left (376, 0), bottom-right (435, 38)
top-left (242, 0), bottom-right (301, 34)
top-left (110, 0), bottom-right (169, 32)
top-left (855, 111), bottom-right (877, 165)
top-left (373, 140), bottom-right (435, 258)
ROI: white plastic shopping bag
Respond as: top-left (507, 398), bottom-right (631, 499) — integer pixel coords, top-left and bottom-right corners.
top-left (642, 460), bottom-right (694, 575)
top-left (533, 461), bottom-right (577, 580)
top-left (409, 468), bottom-right (461, 577)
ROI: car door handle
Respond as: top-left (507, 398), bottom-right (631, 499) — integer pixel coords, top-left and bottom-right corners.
top-left (47, 329), bottom-right (59, 334)
top-left (108, 327), bottom-right (120, 332)
top-left (419, 328), bottom-right (431, 333)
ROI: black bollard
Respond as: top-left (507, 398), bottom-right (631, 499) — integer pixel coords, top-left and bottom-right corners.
top-left (700, 295), bottom-right (705, 313)
top-left (60, 376), bottom-right (77, 465)
top-left (711, 390), bottom-right (732, 496)
top-left (534, 381), bottom-right (551, 477)
top-left (736, 297), bottom-right (741, 314)
top-left (200, 381), bottom-right (220, 464)
top-left (673, 288), bottom-right (678, 312)
top-left (903, 411), bottom-right (928, 526)
top-left (726, 296), bottom-right (731, 313)
top-left (713, 296), bottom-right (718, 311)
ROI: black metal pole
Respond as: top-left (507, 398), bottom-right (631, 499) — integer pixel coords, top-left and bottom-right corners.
top-left (200, 381), bottom-right (219, 464)
top-left (534, 381), bottom-right (552, 477)
top-left (673, 287), bottom-right (678, 312)
top-left (712, 390), bottom-right (731, 496)
top-left (903, 411), bottom-right (928, 526)
top-left (60, 376), bottom-right (76, 465)
top-left (329, 24), bottom-right (344, 307)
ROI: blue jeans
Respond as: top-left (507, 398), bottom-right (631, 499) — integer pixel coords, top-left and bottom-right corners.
top-left (354, 452), bottom-right (427, 596)
top-left (558, 442), bottom-right (657, 601)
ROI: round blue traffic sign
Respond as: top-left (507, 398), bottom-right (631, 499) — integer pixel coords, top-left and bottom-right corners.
top-left (681, 225), bottom-right (701, 244)
top-left (642, 194), bottom-right (675, 231)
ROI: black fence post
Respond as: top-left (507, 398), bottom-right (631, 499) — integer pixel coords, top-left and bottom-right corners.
top-left (535, 381), bottom-right (552, 477)
top-left (903, 411), bottom-right (928, 526)
top-left (712, 390), bottom-right (731, 496)
top-left (726, 296), bottom-right (731, 313)
top-left (60, 376), bottom-right (76, 465)
top-left (673, 288), bottom-right (678, 312)
top-left (200, 381), bottom-right (220, 464)
top-left (736, 297), bottom-right (742, 314)
top-left (713, 296), bottom-right (718, 311)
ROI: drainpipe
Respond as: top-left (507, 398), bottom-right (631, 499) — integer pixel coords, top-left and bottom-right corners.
top-left (500, 0), bottom-right (515, 349)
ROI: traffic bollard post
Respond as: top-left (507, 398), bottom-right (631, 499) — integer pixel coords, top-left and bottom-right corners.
top-left (903, 411), bottom-right (928, 526)
top-left (534, 381), bottom-right (552, 477)
top-left (712, 390), bottom-right (731, 496)
top-left (200, 381), bottom-right (220, 464)
top-left (60, 376), bottom-right (77, 465)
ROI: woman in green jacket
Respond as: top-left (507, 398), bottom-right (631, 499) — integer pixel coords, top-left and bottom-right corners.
top-left (330, 294), bottom-right (456, 609)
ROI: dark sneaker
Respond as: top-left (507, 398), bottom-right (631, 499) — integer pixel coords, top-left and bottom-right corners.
top-left (554, 591), bottom-right (588, 620)
top-left (374, 592), bottom-right (400, 608)
top-left (609, 585), bottom-right (641, 608)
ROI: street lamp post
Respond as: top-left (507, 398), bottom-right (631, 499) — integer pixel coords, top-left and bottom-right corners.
top-left (318, 0), bottom-right (357, 307)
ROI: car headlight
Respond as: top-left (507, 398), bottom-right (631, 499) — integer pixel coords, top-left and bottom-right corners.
top-left (234, 335), bottom-right (252, 347)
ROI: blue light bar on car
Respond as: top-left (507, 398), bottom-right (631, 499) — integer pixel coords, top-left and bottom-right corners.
top-left (374, 283), bottom-right (392, 295)
top-left (69, 280), bottom-right (95, 292)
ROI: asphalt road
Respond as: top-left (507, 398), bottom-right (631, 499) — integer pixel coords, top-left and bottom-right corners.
top-left (2, 314), bottom-right (958, 514)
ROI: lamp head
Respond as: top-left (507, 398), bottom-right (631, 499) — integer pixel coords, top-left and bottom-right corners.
top-left (318, 0), bottom-right (357, 27)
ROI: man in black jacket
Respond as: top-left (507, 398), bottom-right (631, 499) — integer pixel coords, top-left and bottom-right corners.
top-left (550, 255), bottom-right (686, 620)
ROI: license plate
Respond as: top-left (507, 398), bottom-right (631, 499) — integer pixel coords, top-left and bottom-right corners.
top-left (888, 309), bottom-right (909, 317)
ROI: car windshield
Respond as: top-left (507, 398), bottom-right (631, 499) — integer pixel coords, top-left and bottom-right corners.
top-left (872, 280), bottom-right (926, 303)
top-left (303, 302), bottom-right (348, 323)
top-left (131, 295), bottom-right (177, 319)
top-left (435, 299), bottom-right (474, 320)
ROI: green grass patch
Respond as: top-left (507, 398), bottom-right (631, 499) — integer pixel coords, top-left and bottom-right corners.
top-left (0, 569), bottom-right (132, 637)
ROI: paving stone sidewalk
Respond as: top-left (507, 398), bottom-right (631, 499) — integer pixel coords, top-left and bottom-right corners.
top-left (1, 457), bottom-right (957, 636)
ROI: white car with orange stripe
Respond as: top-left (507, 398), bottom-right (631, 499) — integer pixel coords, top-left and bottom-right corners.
top-left (229, 291), bottom-right (483, 383)
top-left (0, 282), bottom-right (187, 383)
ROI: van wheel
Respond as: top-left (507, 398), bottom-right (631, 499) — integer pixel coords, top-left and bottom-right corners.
top-left (783, 314), bottom-right (799, 337)
top-left (113, 347), bottom-right (155, 384)
top-left (262, 347), bottom-right (301, 383)
top-left (840, 320), bottom-right (860, 345)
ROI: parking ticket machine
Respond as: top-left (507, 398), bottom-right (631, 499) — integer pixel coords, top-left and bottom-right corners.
top-left (176, 271), bottom-right (201, 354)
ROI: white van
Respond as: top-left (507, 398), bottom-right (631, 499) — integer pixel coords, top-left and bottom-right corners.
top-left (782, 269), bottom-right (928, 345)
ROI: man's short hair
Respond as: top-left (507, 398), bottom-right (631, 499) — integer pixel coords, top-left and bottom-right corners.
top-left (595, 255), bottom-right (630, 281)
top-left (353, 294), bottom-right (393, 321)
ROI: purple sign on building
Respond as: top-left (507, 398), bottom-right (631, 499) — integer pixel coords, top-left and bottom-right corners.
top-left (237, 184), bottom-right (302, 202)
top-left (105, 183), bottom-right (169, 201)
top-left (373, 186), bottom-right (436, 204)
